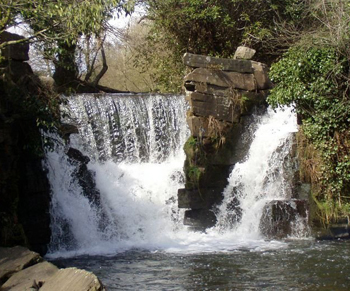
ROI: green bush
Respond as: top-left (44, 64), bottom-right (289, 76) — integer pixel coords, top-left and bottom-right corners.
top-left (268, 46), bottom-right (350, 220)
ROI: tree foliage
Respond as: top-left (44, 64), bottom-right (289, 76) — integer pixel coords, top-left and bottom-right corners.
top-left (146, 0), bottom-right (303, 58)
top-left (0, 0), bottom-right (133, 44)
top-left (0, 0), bottom-right (135, 89)
top-left (267, 0), bottom-right (350, 222)
top-left (137, 0), bottom-right (305, 92)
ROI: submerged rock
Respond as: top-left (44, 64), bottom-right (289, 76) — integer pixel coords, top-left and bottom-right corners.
top-left (315, 217), bottom-right (350, 240)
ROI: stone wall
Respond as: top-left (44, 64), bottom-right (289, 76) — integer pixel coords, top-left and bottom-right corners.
top-left (178, 48), bottom-right (273, 229)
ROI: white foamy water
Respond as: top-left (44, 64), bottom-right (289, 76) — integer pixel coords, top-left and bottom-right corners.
top-left (215, 107), bottom-right (298, 238)
top-left (45, 94), bottom-right (304, 259)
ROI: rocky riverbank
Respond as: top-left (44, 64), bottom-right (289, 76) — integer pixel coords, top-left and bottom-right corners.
top-left (0, 246), bottom-right (105, 291)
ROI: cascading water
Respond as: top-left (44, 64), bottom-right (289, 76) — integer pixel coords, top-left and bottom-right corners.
top-left (46, 93), bottom-right (189, 256)
top-left (215, 108), bottom-right (300, 237)
top-left (45, 94), bottom-right (305, 258)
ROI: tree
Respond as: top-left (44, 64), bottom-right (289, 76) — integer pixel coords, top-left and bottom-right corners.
top-left (0, 0), bottom-right (135, 90)
top-left (136, 0), bottom-right (305, 92)
top-left (267, 0), bottom-right (350, 223)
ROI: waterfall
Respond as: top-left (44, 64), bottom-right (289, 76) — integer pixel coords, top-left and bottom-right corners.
top-left (45, 94), bottom-right (306, 257)
top-left (214, 107), bottom-right (300, 238)
top-left (46, 93), bottom-right (189, 256)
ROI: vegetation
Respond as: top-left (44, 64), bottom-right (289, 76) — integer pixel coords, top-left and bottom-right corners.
top-left (0, 0), bottom-right (135, 90)
top-left (1, 0), bottom-right (350, 227)
top-left (98, 18), bottom-right (181, 92)
top-left (133, 0), bottom-right (305, 92)
top-left (267, 0), bottom-right (350, 224)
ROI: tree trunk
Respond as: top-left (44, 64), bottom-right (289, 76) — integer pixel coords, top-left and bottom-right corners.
top-left (53, 42), bottom-right (78, 88)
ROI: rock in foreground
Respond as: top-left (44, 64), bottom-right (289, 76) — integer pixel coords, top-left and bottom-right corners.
top-left (0, 246), bottom-right (105, 291)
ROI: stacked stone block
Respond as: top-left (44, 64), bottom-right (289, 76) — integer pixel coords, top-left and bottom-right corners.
top-left (178, 48), bottom-right (273, 229)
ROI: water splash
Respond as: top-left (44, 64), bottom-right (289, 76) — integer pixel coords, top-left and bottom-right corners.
top-left (214, 107), bottom-right (299, 238)
top-left (45, 95), bottom-right (308, 258)
top-left (46, 94), bottom-right (189, 256)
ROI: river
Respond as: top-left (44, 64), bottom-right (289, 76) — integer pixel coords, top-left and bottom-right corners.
top-left (44, 93), bottom-right (349, 290)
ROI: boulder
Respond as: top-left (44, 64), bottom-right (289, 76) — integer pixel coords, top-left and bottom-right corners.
top-left (259, 199), bottom-right (308, 239)
top-left (0, 32), bottom-right (29, 61)
top-left (60, 123), bottom-right (79, 141)
top-left (67, 148), bottom-right (102, 207)
top-left (38, 76), bottom-right (56, 90)
top-left (0, 246), bottom-right (42, 285)
top-left (233, 46), bottom-right (256, 60)
top-left (1, 261), bottom-right (58, 291)
top-left (328, 224), bottom-right (350, 239)
top-left (67, 147), bottom-right (90, 165)
top-left (183, 53), bottom-right (254, 73)
top-left (40, 267), bottom-right (105, 291)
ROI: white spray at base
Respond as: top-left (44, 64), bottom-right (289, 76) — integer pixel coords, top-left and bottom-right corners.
top-left (45, 94), bottom-right (304, 258)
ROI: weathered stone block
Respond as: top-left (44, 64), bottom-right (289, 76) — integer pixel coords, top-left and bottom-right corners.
top-left (184, 68), bottom-right (257, 91)
top-left (184, 68), bottom-right (231, 88)
top-left (234, 46), bottom-right (256, 60)
top-left (188, 92), bottom-right (241, 123)
top-left (225, 71), bottom-right (256, 91)
top-left (193, 82), bottom-right (232, 96)
top-left (239, 90), bottom-right (269, 115)
top-left (183, 53), bottom-right (253, 73)
top-left (0, 32), bottom-right (29, 61)
top-left (186, 115), bottom-right (209, 137)
top-left (251, 61), bottom-right (273, 90)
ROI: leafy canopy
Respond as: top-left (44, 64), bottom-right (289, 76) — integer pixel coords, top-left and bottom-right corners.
top-left (0, 0), bottom-right (134, 48)
top-left (268, 45), bottom-right (350, 217)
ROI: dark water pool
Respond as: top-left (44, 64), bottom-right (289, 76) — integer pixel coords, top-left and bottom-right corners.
top-left (50, 240), bottom-right (350, 290)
